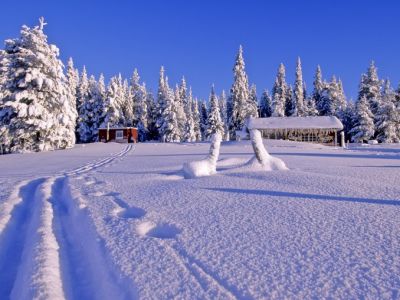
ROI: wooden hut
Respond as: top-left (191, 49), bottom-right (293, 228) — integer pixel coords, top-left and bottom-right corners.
top-left (246, 116), bottom-right (344, 146)
top-left (98, 127), bottom-right (138, 143)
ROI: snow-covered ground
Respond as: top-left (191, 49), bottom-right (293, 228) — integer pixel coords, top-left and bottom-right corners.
top-left (0, 140), bottom-right (399, 299)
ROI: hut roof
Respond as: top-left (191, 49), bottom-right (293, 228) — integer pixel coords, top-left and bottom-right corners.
top-left (247, 116), bottom-right (343, 131)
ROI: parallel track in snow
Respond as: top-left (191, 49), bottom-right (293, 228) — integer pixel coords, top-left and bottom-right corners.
top-left (0, 144), bottom-right (136, 299)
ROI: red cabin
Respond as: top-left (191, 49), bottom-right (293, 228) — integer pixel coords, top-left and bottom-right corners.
top-left (98, 127), bottom-right (138, 143)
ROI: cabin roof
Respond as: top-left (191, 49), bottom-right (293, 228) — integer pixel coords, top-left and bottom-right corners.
top-left (98, 127), bottom-right (138, 130)
top-left (247, 116), bottom-right (343, 130)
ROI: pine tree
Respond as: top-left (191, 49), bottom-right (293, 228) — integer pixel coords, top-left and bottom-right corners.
top-left (342, 101), bottom-right (355, 142)
top-left (350, 96), bottom-right (375, 143)
top-left (375, 80), bottom-right (399, 143)
top-left (136, 82), bottom-right (149, 142)
top-left (174, 84), bottom-right (186, 139)
top-left (206, 85), bottom-right (224, 138)
top-left (66, 57), bottom-right (79, 113)
top-left (304, 96), bottom-right (319, 116)
top-left (146, 91), bottom-right (159, 140)
top-left (358, 61), bottom-right (381, 117)
top-left (0, 17), bottom-right (76, 152)
top-left (159, 77), bottom-right (180, 142)
top-left (192, 99), bottom-right (202, 141)
top-left (101, 75), bottom-right (124, 128)
top-left (183, 88), bottom-right (196, 142)
top-left (179, 77), bottom-right (189, 139)
top-left (219, 90), bottom-right (229, 140)
top-left (76, 66), bottom-right (90, 141)
top-left (260, 89), bottom-right (272, 118)
top-left (285, 84), bottom-right (293, 117)
top-left (271, 63), bottom-right (287, 117)
top-left (156, 66), bottom-right (168, 138)
top-left (292, 57), bottom-right (306, 116)
top-left (248, 84), bottom-right (259, 117)
top-left (77, 75), bottom-right (102, 142)
top-left (313, 65), bottom-right (324, 115)
top-left (200, 100), bottom-right (208, 140)
top-left (229, 45), bottom-right (250, 137)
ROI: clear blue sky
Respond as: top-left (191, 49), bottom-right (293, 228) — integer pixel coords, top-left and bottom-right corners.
top-left (0, 0), bottom-right (399, 101)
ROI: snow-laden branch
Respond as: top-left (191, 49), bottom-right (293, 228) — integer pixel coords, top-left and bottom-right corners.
top-left (183, 132), bottom-right (222, 178)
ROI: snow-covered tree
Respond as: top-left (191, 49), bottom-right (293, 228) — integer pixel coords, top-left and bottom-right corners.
top-left (200, 100), bottom-right (208, 140)
top-left (248, 84), bottom-right (259, 117)
top-left (229, 45), bottom-right (250, 137)
top-left (375, 80), bottom-right (399, 143)
top-left (271, 63), bottom-right (287, 117)
top-left (358, 61), bottom-right (381, 117)
top-left (159, 77), bottom-right (180, 142)
top-left (155, 66), bottom-right (168, 138)
top-left (146, 91), bottom-right (159, 140)
top-left (313, 65), bottom-right (324, 115)
top-left (192, 99), bottom-right (202, 141)
top-left (260, 89), bottom-right (272, 118)
top-left (174, 84), bottom-right (186, 139)
top-left (101, 75), bottom-right (124, 128)
top-left (292, 57), bottom-right (306, 116)
top-left (183, 88), bottom-right (196, 142)
top-left (66, 57), bottom-right (79, 112)
top-left (77, 75), bottom-right (105, 142)
top-left (285, 84), bottom-right (293, 117)
top-left (0, 17), bottom-right (76, 153)
top-left (178, 77), bottom-right (190, 139)
top-left (304, 96), bottom-right (319, 116)
top-left (350, 96), bottom-right (375, 143)
top-left (136, 82), bottom-right (149, 142)
top-left (206, 85), bottom-right (224, 138)
top-left (219, 90), bottom-right (229, 140)
top-left (76, 66), bottom-right (90, 141)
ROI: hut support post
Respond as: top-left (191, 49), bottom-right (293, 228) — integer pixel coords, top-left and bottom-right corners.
top-left (334, 130), bottom-right (337, 147)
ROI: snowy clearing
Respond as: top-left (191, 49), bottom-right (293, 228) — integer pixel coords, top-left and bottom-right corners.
top-left (0, 140), bottom-right (399, 299)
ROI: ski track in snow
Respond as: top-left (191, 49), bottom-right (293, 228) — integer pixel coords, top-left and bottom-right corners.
top-left (0, 144), bottom-right (135, 299)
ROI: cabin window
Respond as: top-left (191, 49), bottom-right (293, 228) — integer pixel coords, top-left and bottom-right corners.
top-left (116, 130), bottom-right (124, 140)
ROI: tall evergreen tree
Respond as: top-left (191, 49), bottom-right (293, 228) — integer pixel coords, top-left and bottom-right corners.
top-left (76, 66), bottom-right (89, 141)
top-left (248, 84), bottom-right (259, 117)
top-left (229, 45), bottom-right (250, 137)
top-left (0, 17), bottom-right (76, 152)
top-left (206, 85), bottom-right (224, 138)
top-left (183, 88), bottom-right (196, 142)
top-left (358, 61), bottom-right (381, 117)
top-left (292, 57), bottom-right (306, 116)
top-left (66, 57), bottom-right (79, 113)
top-left (219, 90), bottom-right (229, 140)
top-left (285, 84), bottom-right (293, 116)
top-left (260, 89), bottom-right (272, 117)
top-left (101, 75), bottom-right (124, 128)
top-left (200, 100), bottom-right (208, 140)
top-left (271, 63), bottom-right (287, 117)
top-left (375, 79), bottom-right (399, 143)
top-left (313, 65), bottom-right (324, 115)
top-left (192, 99), bottom-right (202, 141)
top-left (159, 77), bottom-right (180, 142)
top-left (350, 96), bottom-right (375, 143)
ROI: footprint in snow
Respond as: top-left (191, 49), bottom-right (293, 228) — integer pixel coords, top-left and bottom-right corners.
top-left (114, 206), bottom-right (146, 219)
top-left (136, 221), bottom-right (181, 239)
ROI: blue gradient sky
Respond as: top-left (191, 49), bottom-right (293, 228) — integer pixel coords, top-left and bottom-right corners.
top-left (0, 0), bottom-right (399, 100)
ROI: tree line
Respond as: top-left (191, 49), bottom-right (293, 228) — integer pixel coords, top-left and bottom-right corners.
top-left (0, 18), bottom-right (399, 153)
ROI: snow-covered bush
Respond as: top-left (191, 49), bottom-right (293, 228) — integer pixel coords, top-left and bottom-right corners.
top-left (183, 132), bottom-right (222, 178)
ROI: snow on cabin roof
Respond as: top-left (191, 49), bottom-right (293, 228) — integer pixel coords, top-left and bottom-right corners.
top-left (98, 127), bottom-right (138, 130)
top-left (247, 116), bottom-right (344, 130)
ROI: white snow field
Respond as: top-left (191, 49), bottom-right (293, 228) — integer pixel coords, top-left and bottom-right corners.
top-left (0, 140), bottom-right (399, 299)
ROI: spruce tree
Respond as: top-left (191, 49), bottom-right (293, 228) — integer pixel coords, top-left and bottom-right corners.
top-left (183, 88), bottom-right (196, 142)
top-left (248, 84), bottom-right (259, 117)
top-left (66, 57), bottom-right (79, 113)
top-left (76, 66), bottom-right (90, 141)
top-left (219, 90), bottom-right (229, 140)
top-left (285, 85), bottom-right (293, 117)
top-left (0, 17), bottom-right (76, 152)
top-left (260, 89), bottom-right (272, 118)
top-left (350, 96), bottom-right (375, 143)
top-left (159, 77), bottom-right (180, 142)
top-left (358, 61), bottom-right (381, 117)
top-left (101, 75), bottom-right (124, 128)
top-left (200, 100), bottom-right (208, 140)
top-left (292, 57), bottom-right (305, 116)
top-left (271, 63), bottom-right (287, 117)
top-left (313, 65), bottom-right (324, 115)
top-left (206, 85), bottom-right (224, 138)
top-left (192, 99), bottom-right (202, 141)
top-left (375, 80), bottom-right (399, 143)
top-left (229, 45), bottom-right (250, 137)
top-left (136, 82), bottom-right (149, 142)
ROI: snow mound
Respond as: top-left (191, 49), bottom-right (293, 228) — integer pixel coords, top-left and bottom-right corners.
top-left (183, 133), bottom-right (222, 179)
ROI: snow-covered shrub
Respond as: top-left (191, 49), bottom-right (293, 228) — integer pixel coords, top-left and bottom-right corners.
top-left (183, 133), bottom-right (222, 178)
